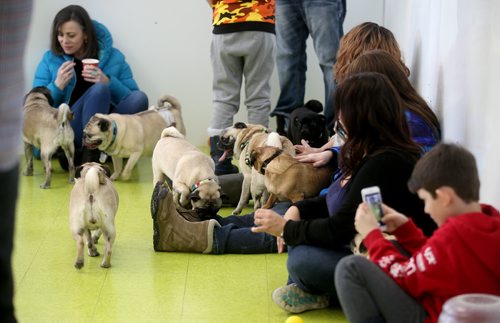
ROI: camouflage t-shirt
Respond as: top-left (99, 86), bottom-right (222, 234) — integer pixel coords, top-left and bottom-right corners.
top-left (211, 0), bottom-right (275, 34)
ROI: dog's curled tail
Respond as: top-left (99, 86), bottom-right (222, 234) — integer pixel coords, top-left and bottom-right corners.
top-left (157, 95), bottom-right (181, 111)
top-left (161, 126), bottom-right (184, 139)
top-left (266, 132), bottom-right (283, 149)
top-left (84, 167), bottom-right (101, 196)
top-left (57, 103), bottom-right (74, 124)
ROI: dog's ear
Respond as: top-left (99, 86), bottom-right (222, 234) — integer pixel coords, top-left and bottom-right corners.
top-left (98, 118), bottom-right (111, 132)
top-left (68, 110), bottom-right (75, 121)
top-left (234, 122), bottom-right (247, 129)
top-left (304, 99), bottom-right (323, 113)
top-left (187, 190), bottom-right (201, 202)
top-left (249, 150), bottom-right (258, 167)
top-left (100, 164), bottom-right (112, 179)
top-left (75, 164), bottom-right (85, 179)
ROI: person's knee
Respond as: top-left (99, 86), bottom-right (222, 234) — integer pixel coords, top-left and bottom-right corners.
top-left (121, 90), bottom-right (148, 114)
top-left (87, 83), bottom-right (110, 98)
top-left (129, 90), bottom-right (149, 109)
top-left (335, 255), bottom-right (370, 285)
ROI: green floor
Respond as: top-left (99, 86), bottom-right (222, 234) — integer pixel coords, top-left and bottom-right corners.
top-left (13, 155), bottom-right (346, 322)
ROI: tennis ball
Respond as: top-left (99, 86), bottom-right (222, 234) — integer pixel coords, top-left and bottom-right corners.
top-left (285, 315), bottom-right (304, 323)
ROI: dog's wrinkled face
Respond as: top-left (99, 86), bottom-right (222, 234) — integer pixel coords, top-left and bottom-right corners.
top-left (83, 115), bottom-right (113, 150)
top-left (24, 86), bottom-right (54, 106)
top-left (187, 181), bottom-right (223, 214)
top-left (290, 108), bottom-right (328, 147)
top-left (218, 122), bottom-right (248, 160)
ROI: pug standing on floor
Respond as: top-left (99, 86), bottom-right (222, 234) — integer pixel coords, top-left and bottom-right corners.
top-left (152, 127), bottom-right (223, 214)
top-left (22, 86), bottom-right (75, 189)
top-left (69, 163), bottom-right (118, 269)
top-left (83, 95), bottom-right (186, 181)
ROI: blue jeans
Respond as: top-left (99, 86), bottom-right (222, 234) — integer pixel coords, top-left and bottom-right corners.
top-left (70, 83), bottom-right (148, 148)
top-left (271, 0), bottom-right (346, 128)
top-left (212, 202), bottom-right (290, 254)
top-left (287, 244), bottom-right (351, 302)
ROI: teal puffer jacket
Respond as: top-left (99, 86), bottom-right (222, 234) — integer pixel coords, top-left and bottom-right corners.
top-left (33, 20), bottom-right (139, 106)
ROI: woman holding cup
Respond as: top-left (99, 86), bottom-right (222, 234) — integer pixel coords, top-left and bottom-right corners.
top-left (32, 4), bottom-right (148, 165)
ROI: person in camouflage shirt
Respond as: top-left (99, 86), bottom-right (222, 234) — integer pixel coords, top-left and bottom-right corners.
top-left (207, 0), bottom-right (276, 175)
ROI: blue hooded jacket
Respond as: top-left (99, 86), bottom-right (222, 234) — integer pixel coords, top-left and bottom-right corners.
top-left (33, 20), bottom-right (139, 107)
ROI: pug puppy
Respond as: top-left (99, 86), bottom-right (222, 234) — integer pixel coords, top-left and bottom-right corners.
top-left (218, 122), bottom-right (295, 214)
top-left (22, 86), bottom-right (75, 189)
top-left (152, 127), bottom-right (222, 214)
top-left (249, 145), bottom-right (335, 208)
top-left (69, 163), bottom-right (118, 269)
top-left (83, 95), bottom-right (185, 181)
top-left (287, 99), bottom-right (329, 148)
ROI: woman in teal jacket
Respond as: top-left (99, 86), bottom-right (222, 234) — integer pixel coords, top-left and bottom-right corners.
top-left (32, 4), bottom-right (148, 164)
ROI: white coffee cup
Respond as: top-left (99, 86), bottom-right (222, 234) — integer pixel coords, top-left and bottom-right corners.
top-left (82, 58), bottom-right (99, 69)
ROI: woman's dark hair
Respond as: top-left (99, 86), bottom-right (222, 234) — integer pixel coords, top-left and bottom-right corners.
top-left (335, 72), bottom-right (422, 178)
top-left (50, 5), bottom-right (98, 59)
top-left (345, 49), bottom-right (441, 140)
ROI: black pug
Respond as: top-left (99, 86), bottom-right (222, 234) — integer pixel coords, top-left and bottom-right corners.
top-left (287, 99), bottom-right (329, 148)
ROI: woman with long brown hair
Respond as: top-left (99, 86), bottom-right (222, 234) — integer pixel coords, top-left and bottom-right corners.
top-left (345, 49), bottom-right (441, 152)
top-left (253, 72), bottom-right (437, 314)
top-left (335, 21), bottom-right (410, 83)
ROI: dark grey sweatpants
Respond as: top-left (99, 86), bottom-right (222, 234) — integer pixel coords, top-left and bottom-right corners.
top-left (208, 31), bottom-right (276, 137)
top-left (335, 255), bottom-right (427, 323)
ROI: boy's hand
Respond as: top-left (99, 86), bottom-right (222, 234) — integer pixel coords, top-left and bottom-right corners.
top-left (354, 202), bottom-right (379, 238)
top-left (380, 204), bottom-right (408, 233)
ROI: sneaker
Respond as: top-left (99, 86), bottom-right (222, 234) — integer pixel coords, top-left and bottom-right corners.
top-left (272, 283), bottom-right (329, 313)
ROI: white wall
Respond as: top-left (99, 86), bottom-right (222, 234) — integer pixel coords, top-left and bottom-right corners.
top-left (384, 0), bottom-right (500, 208)
top-left (24, 0), bottom-right (383, 146)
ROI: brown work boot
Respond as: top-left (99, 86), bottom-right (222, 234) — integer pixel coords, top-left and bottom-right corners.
top-left (151, 181), bottom-right (220, 253)
top-left (177, 206), bottom-right (216, 222)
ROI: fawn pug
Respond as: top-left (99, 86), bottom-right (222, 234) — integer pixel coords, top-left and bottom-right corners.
top-left (82, 95), bottom-right (185, 181)
top-left (22, 86), bottom-right (75, 189)
top-left (69, 163), bottom-right (118, 269)
top-left (152, 126), bottom-right (223, 215)
top-left (218, 122), bottom-right (295, 214)
top-left (249, 145), bottom-right (335, 208)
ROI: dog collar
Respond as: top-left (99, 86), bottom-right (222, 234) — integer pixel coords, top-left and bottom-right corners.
top-left (259, 149), bottom-right (283, 175)
top-left (239, 128), bottom-right (269, 151)
top-left (104, 121), bottom-right (118, 150)
top-left (190, 178), bottom-right (215, 192)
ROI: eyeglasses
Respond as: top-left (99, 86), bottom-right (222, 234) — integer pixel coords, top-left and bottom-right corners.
top-left (334, 120), bottom-right (347, 141)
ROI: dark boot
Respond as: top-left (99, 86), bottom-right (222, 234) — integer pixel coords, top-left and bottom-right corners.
top-left (217, 173), bottom-right (243, 207)
top-left (150, 181), bottom-right (220, 253)
top-left (209, 136), bottom-right (238, 176)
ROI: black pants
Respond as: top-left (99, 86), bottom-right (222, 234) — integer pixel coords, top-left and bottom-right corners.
top-left (0, 165), bottom-right (19, 323)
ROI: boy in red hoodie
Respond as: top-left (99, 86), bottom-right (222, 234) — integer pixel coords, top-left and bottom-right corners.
top-left (335, 143), bottom-right (500, 323)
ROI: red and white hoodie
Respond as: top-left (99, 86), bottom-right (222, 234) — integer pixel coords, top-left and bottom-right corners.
top-left (364, 204), bottom-right (500, 323)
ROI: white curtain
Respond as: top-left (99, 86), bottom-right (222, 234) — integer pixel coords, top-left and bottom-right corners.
top-left (384, 0), bottom-right (500, 208)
